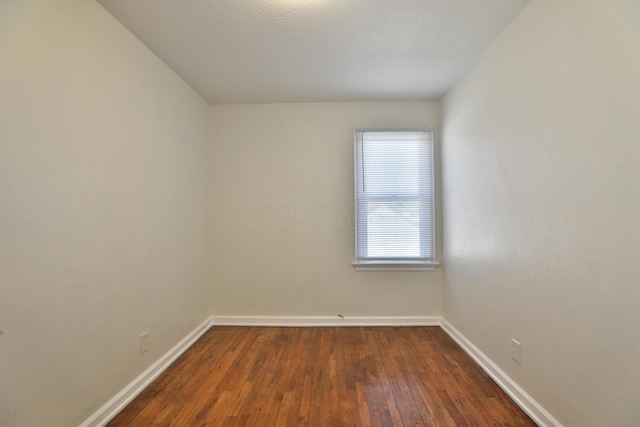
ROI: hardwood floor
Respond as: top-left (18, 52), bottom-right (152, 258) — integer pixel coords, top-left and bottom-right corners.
top-left (108, 326), bottom-right (536, 426)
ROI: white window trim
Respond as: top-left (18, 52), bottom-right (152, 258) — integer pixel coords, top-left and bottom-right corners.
top-left (352, 260), bottom-right (440, 272)
top-left (352, 127), bottom-right (439, 271)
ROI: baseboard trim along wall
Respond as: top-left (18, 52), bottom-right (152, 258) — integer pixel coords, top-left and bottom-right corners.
top-left (81, 315), bottom-right (561, 427)
top-left (79, 316), bottom-right (213, 427)
top-left (440, 319), bottom-right (563, 427)
top-left (210, 315), bottom-right (442, 327)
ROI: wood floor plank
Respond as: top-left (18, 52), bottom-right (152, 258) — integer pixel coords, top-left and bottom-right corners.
top-left (108, 326), bottom-right (536, 427)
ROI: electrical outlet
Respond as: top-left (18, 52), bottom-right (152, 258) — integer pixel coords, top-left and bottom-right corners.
top-left (140, 331), bottom-right (149, 355)
top-left (511, 339), bottom-right (521, 365)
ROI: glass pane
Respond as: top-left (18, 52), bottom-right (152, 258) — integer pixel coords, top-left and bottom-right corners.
top-left (362, 139), bottom-right (426, 195)
top-left (365, 201), bottom-right (422, 257)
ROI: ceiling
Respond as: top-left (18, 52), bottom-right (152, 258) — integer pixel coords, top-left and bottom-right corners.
top-left (97, 0), bottom-right (529, 104)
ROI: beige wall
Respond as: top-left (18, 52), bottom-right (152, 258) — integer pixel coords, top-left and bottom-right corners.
top-left (0, 1), bottom-right (211, 426)
top-left (210, 102), bottom-right (443, 317)
top-left (442, 0), bottom-right (640, 425)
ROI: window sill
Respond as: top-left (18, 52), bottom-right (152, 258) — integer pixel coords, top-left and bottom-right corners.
top-left (352, 261), bottom-right (440, 272)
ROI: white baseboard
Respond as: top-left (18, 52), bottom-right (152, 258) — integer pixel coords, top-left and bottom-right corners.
top-left (440, 319), bottom-right (563, 427)
top-left (79, 316), bottom-right (213, 427)
top-left (210, 315), bottom-right (442, 327)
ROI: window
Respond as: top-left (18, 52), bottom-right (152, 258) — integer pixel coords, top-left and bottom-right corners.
top-left (353, 128), bottom-right (437, 271)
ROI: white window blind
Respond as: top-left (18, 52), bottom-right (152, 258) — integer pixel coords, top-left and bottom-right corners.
top-left (354, 128), bottom-right (436, 268)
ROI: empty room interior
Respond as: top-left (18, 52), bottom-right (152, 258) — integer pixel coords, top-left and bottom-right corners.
top-left (1, 0), bottom-right (639, 426)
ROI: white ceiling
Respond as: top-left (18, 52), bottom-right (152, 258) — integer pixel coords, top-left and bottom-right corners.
top-left (97, 0), bottom-right (529, 104)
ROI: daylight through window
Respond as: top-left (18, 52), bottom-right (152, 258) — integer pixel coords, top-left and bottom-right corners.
top-left (354, 128), bottom-right (436, 270)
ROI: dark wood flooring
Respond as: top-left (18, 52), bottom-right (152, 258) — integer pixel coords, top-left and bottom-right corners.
top-left (108, 326), bottom-right (536, 426)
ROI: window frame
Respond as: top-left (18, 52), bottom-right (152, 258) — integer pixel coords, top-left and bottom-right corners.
top-left (352, 127), bottom-right (439, 271)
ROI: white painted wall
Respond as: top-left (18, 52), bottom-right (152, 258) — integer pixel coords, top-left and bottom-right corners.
top-left (210, 102), bottom-right (443, 317)
top-left (0, 1), bottom-right (211, 426)
top-left (442, 0), bottom-right (640, 425)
